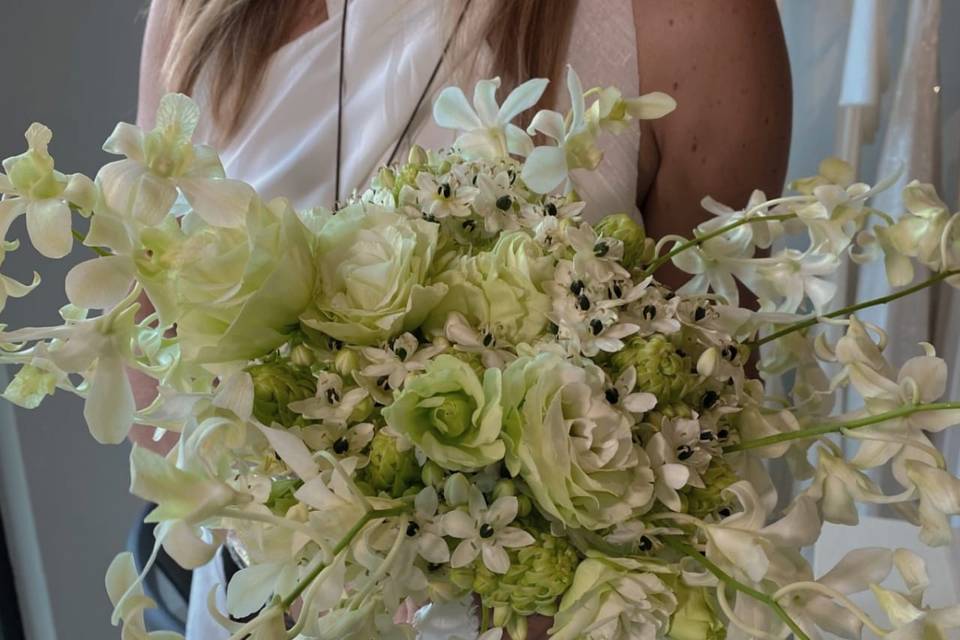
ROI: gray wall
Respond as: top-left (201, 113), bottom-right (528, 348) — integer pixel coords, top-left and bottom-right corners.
top-left (0, 2), bottom-right (148, 638)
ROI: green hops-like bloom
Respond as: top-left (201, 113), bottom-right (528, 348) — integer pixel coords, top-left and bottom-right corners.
top-left (594, 213), bottom-right (649, 269)
top-left (459, 530), bottom-right (579, 628)
top-left (247, 361), bottom-right (317, 427)
top-left (612, 334), bottom-right (694, 402)
top-left (683, 459), bottom-right (739, 519)
top-left (362, 431), bottom-right (422, 498)
top-left (668, 583), bottom-right (726, 640)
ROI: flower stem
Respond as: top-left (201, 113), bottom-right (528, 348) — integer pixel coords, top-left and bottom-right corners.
top-left (725, 402), bottom-right (960, 453)
top-left (71, 229), bottom-right (110, 257)
top-left (662, 537), bottom-right (811, 640)
top-left (641, 212), bottom-right (798, 278)
top-left (751, 269), bottom-right (960, 348)
top-left (279, 506), bottom-right (406, 610)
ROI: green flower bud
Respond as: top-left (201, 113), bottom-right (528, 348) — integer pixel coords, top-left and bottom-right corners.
top-left (247, 361), bottom-right (317, 427)
top-left (517, 495), bottom-right (533, 518)
top-left (348, 394), bottom-right (374, 423)
top-left (612, 334), bottom-right (694, 402)
top-left (377, 166), bottom-right (396, 191)
top-left (668, 584), bottom-right (726, 640)
top-left (470, 530), bottom-right (580, 626)
top-left (407, 144), bottom-right (428, 166)
top-left (361, 430), bottom-right (422, 498)
top-left (444, 473), bottom-right (471, 507)
top-left (421, 460), bottom-right (445, 487)
top-left (289, 343), bottom-right (315, 367)
top-left (492, 479), bottom-right (517, 501)
top-left (683, 459), bottom-right (739, 519)
top-left (594, 213), bottom-right (647, 269)
top-left (334, 348), bottom-right (360, 377)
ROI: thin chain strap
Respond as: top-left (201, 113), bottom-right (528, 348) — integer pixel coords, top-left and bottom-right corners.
top-left (334, 0), bottom-right (474, 206)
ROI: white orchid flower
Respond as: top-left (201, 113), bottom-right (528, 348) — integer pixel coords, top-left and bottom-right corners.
top-left (442, 488), bottom-right (534, 574)
top-left (871, 583), bottom-right (960, 640)
top-left (747, 248), bottom-right (839, 314)
top-left (522, 66), bottom-right (597, 194)
top-left (778, 547), bottom-right (894, 640)
top-left (433, 76), bottom-right (548, 160)
top-left (703, 482), bottom-right (821, 584)
top-left (98, 93), bottom-right (254, 227)
top-left (0, 122), bottom-right (95, 258)
top-left (903, 459), bottom-right (960, 546)
top-left (0, 240), bottom-right (39, 314)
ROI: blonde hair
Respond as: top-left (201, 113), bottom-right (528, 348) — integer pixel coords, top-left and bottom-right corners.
top-left (161, 0), bottom-right (577, 140)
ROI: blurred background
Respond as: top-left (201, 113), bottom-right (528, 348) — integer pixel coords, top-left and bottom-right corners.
top-left (0, 2), bottom-right (146, 638)
top-left (1, 1), bottom-right (959, 638)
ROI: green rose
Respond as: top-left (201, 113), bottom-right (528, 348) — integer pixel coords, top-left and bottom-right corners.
top-left (502, 353), bottom-right (655, 530)
top-left (300, 203), bottom-right (446, 345)
top-left (172, 198), bottom-right (316, 363)
top-left (423, 231), bottom-right (554, 345)
top-left (551, 557), bottom-right (677, 640)
top-left (382, 354), bottom-right (504, 471)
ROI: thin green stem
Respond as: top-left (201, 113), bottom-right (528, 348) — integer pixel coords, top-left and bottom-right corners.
top-left (751, 269), bottom-right (960, 348)
top-left (481, 605), bottom-right (491, 632)
top-left (641, 212), bottom-right (798, 278)
top-left (662, 537), bottom-right (810, 640)
top-left (279, 506), bottom-right (406, 610)
top-left (725, 402), bottom-right (960, 453)
top-left (71, 229), bottom-right (110, 257)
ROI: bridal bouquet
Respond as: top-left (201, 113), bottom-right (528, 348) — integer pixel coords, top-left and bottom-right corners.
top-left (4, 65), bottom-right (960, 640)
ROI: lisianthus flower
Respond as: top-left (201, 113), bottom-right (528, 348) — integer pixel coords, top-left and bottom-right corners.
top-left (433, 76), bottom-right (548, 159)
top-left (442, 487), bottom-right (534, 574)
top-left (98, 93), bottom-right (254, 227)
top-left (550, 556), bottom-right (676, 640)
top-left (502, 352), bottom-right (655, 529)
top-left (382, 354), bottom-right (505, 472)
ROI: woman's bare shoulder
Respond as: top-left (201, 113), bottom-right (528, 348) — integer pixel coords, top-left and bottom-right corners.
top-left (629, 0), bottom-right (791, 246)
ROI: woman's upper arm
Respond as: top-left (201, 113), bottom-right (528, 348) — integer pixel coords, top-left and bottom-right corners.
top-left (631, 0), bottom-right (792, 246)
top-left (138, 0), bottom-right (177, 129)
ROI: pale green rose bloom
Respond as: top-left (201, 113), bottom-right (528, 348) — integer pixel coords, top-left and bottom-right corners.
top-left (551, 556), bottom-right (677, 640)
top-left (382, 354), bottom-right (504, 472)
top-left (502, 353), bottom-right (655, 530)
top-left (300, 203), bottom-right (446, 345)
top-left (174, 198), bottom-right (317, 363)
top-left (424, 231), bottom-right (554, 345)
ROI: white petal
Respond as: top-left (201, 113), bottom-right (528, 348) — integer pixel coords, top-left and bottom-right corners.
top-left (486, 496), bottom-right (519, 528)
top-left (26, 199), bottom-right (72, 258)
top-left (133, 172), bottom-right (178, 225)
top-left (225, 561), bottom-right (282, 618)
top-left (626, 92), bottom-right (677, 119)
top-left (496, 527), bottom-right (535, 548)
top-left (442, 510), bottom-right (476, 538)
top-left (527, 109), bottom-right (566, 142)
top-left (497, 78), bottom-right (549, 124)
top-left (481, 544), bottom-right (510, 574)
top-left (160, 520), bottom-right (221, 569)
top-left (417, 533), bottom-right (450, 564)
top-left (433, 87), bottom-right (482, 131)
top-left (819, 548), bottom-right (893, 594)
top-left (505, 124), bottom-right (534, 157)
top-left (623, 392), bottom-right (657, 413)
top-left (84, 354), bottom-right (135, 444)
top-left (521, 146), bottom-right (567, 194)
top-left (256, 424), bottom-right (318, 481)
top-left (473, 78), bottom-right (502, 125)
top-left (450, 539), bottom-right (479, 568)
top-left (65, 255), bottom-right (134, 310)
top-left (102, 122), bottom-right (145, 161)
top-left (179, 177), bottom-right (253, 228)
top-left (415, 486), bottom-right (439, 519)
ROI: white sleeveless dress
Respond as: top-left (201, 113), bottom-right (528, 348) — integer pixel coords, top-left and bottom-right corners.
top-left (186, 1), bottom-right (640, 637)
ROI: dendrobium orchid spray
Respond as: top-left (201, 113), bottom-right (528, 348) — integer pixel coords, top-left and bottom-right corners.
top-left (2, 65), bottom-right (960, 639)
